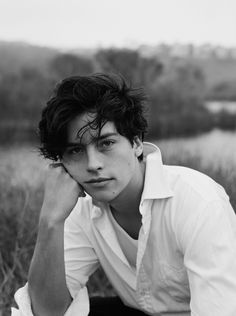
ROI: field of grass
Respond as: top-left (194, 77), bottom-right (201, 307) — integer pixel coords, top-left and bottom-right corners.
top-left (1, 140), bottom-right (236, 316)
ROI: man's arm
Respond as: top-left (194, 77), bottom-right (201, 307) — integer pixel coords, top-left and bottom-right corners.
top-left (28, 218), bottom-right (71, 316)
top-left (28, 163), bottom-right (85, 316)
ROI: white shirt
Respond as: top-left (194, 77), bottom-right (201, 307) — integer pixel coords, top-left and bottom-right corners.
top-left (12, 143), bottom-right (236, 316)
top-left (108, 210), bottom-right (138, 269)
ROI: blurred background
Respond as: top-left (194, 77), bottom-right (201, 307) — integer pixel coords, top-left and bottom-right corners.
top-left (0, 0), bottom-right (236, 315)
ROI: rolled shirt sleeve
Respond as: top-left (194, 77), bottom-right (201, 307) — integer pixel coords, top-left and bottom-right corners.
top-left (11, 283), bottom-right (89, 316)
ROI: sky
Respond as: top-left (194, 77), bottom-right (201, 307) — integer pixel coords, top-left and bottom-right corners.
top-left (0, 0), bottom-right (235, 50)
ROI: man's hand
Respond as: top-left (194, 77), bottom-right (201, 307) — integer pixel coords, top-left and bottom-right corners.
top-left (40, 162), bottom-right (85, 225)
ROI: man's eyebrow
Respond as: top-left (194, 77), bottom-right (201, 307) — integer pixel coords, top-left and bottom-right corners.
top-left (65, 133), bottom-right (118, 148)
top-left (96, 132), bottom-right (118, 141)
top-left (64, 142), bottom-right (83, 148)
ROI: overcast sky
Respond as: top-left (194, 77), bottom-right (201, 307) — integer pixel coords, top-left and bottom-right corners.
top-left (0, 0), bottom-right (235, 49)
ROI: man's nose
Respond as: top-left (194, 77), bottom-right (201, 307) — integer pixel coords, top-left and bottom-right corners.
top-left (86, 148), bottom-right (103, 172)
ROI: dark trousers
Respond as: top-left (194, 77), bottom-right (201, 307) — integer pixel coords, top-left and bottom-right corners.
top-left (89, 296), bottom-right (148, 316)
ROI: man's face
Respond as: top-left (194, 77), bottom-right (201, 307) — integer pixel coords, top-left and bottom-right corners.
top-left (62, 112), bottom-right (143, 203)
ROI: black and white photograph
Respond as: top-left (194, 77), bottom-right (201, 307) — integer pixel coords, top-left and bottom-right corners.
top-left (0, 1), bottom-right (236, 315)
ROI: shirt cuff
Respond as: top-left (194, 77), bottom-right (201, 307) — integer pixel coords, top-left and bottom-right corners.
top-left (11, 283), bottom-right (89, 316)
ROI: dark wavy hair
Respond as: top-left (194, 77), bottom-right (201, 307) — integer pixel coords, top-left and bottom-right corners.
top-left (38, 73), bottom-right (148, 161)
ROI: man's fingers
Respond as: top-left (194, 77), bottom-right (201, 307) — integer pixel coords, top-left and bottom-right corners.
top-left (78, 184), bottom-right (86, 197)
top-left (78, 190), bottom-right (86, 198)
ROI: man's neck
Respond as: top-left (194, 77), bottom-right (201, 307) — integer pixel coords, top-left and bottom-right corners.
top-left (109, 160), bottom-right (146, 218)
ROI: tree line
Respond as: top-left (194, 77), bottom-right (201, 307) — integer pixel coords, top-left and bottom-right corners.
top-left (0, 48), bottom-right (236, 144)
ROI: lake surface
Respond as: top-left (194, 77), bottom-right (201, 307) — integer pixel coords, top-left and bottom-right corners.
top-left (205, 101), bottom-right (236, 114)
top-left (153, 129), bottom-right (236, 169)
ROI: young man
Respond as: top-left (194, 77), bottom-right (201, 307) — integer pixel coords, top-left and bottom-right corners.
top-left (12, 74), bottom-right (236, 316)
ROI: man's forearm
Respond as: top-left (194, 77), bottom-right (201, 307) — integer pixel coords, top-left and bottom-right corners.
top-left (28, 218), bottom-right (72, 316)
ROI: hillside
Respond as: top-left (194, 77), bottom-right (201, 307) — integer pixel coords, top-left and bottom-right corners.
top-left (0, 41), bottom-right (58, 74)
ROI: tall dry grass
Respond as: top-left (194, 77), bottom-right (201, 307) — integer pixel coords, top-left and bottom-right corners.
top-left (0, 146), bottom-right (44, 314)
top-left (0, 144), bottom-right (235, 315)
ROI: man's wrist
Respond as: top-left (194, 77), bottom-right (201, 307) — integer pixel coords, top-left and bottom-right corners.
top-left (39, 211), bottom-right (65, 230)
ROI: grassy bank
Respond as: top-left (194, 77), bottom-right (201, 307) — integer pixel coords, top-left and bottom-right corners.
top-left (0, 145), bottom-right (235, 315)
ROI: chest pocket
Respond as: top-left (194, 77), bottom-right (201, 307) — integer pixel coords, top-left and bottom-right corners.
top-left (158, 261), bottom-right (190, 303)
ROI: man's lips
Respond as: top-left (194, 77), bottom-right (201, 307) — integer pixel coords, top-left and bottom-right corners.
top-left (85, 178), bottom-right (112, 184)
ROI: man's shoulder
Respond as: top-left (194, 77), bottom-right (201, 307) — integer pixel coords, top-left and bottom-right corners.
top-left (164, 164), bottom-right (227, 203)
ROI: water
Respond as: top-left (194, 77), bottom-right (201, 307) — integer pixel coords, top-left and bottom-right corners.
top-left (154, 129), bottom-right (236, 169)
top-left (205, 101), bottom-right (236, 114)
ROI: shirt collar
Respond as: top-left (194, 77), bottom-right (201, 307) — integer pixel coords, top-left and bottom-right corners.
top-left (140, 142), bottom-right (174, 202)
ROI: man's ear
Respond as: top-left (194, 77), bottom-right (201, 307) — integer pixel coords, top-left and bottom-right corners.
top-left (133, 136), bottom-right (143, 158)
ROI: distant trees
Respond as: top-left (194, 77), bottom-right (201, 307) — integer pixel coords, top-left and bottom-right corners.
top-left (95, 48), bottom-right (163, 87)
top-left (207, 80), bottom-right (236, 101)
top-left (0, 68), bottom-right (54, 143)
top-left (50, 53), bottom-right (95, 79)
top-left (0, 68), bottom-right (52, 121)
top-left (146, 63), bottom-right (212, 138)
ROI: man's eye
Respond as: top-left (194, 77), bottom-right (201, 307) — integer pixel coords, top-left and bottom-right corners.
top-left (68, 147), bottom-right (84, 155)
top-left (100, 140), bottom-right (115, 148)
